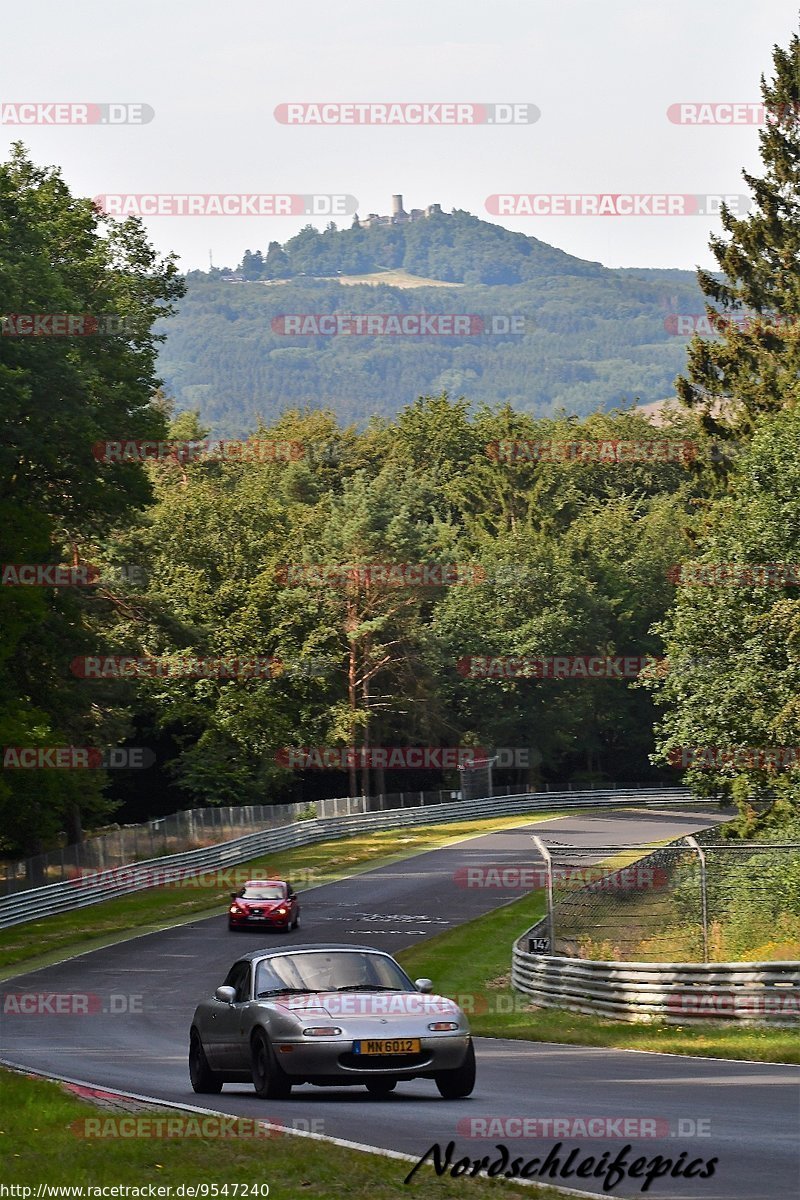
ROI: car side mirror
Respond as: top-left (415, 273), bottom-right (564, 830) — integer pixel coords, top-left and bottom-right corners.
top-left (415, 978), bottom-right (433, 994)
top-left (230, 892), bottom-right (238, 900)
top-left (215, 985), bottom-right (236, 1005)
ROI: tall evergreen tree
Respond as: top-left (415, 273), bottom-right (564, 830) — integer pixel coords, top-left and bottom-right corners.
top-left (264, 241), bottom-right (290, 278)
top-left (676, 34), bottom-right (800, 464)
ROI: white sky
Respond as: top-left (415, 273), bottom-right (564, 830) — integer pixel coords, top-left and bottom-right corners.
top-left (2, 1), bottom-right (797, 272)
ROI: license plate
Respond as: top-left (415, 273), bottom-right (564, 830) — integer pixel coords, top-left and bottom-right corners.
top-left (352, 1038), bottom-right (421, 1055)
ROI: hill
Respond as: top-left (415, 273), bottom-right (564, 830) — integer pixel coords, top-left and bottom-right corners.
top-left (155, 208), bottom-right (705, 434)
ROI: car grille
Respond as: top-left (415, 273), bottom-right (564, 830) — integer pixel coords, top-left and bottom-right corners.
top-left (249, 908), bottom-right (262, 915)
top-left (338, 1052), bottom-right (430, 1071)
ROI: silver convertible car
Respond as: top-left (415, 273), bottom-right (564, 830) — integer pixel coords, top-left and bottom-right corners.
top-left (189, 944), bottom-right (475, 1099)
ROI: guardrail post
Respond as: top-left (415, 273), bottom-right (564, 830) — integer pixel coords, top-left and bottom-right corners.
top-left (531, 835), bottom-right (554, 951)
top-left (684, 835), bottom-right (709, 963)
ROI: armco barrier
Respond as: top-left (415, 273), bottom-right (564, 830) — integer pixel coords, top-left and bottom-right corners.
top-left (0, 787), bottom-right (693, 930)
top-left (510, 948), bottom-right (800, 1024)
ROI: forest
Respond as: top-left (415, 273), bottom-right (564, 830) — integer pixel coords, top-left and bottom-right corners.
top-left (156, 215), bottom-right (704, 430)
top-left (3, 35), bottom-right (800, 857)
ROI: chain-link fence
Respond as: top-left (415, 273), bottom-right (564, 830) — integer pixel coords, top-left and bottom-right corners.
top-left (0, 804), bottom-right (303, 896)
top-left (531, 829), bottom-right (800, 963)
top-left (1, 785), bottom-right (515, 895)
top-left (0, 779), bottom-right (673, 897)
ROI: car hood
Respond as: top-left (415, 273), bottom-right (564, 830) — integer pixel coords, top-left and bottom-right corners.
top-left (271, 990), bottom-right (461, 1019)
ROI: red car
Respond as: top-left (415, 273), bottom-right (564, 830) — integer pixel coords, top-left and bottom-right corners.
top-left (228, 880), bottom-right (300, 932)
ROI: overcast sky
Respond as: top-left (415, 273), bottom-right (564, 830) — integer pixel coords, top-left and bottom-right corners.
top-left (2, 1), bottom-right (798, 273)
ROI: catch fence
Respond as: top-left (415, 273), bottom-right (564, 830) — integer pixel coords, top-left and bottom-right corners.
top-left (0, 780), bottom-right (671, 897)
top-left (527, 828), bottom-right (800, 964)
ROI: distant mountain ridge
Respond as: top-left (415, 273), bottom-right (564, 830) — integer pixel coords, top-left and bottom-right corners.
top-left (156, 207), bottom-right (705, 435)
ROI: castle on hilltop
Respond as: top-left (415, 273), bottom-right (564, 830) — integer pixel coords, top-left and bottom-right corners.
top-left (353, 195), bottom-right (442, 229)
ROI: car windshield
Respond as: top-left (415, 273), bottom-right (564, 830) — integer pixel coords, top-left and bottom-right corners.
top-left (255, 951), bottom-right (413, 997)
top-left (240, 884), bottom-right (286, 900)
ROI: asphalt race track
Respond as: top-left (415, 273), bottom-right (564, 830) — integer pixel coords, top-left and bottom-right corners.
top-left (2, 807), bottom-right (798, 1199)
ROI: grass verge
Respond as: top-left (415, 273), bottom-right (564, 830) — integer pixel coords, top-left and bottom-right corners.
top-left (0, 811), bottom-right (568, 978)
top-left (395, 892), bottom-right (800, 1064)
top-left (0, 1068), bottom-right (575, 1199)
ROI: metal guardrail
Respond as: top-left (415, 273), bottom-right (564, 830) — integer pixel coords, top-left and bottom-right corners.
top-left (511, 949), bottom-right (800, 1024)
top-left (0, 802), bottom-right (309, 896)
top-left (0, 787), bottom-right (694, 930)
top-left (1, 781), bottom-right (664, 895)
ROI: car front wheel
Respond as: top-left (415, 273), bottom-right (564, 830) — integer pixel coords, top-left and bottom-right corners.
top-left (189, 1030), bottom-right (222, 1094)
top-left (251, 1028), bottom-right (292, 1099)
top-left (434, 1040), bottom-right (475, 1099)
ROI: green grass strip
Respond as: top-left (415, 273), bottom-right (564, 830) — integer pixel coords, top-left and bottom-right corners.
top-left (0, 1068), bottom-right (581, 1198)
top-left (0, 812), bottom-right (568, 977)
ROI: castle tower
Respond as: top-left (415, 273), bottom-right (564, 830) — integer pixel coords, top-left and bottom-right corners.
top-left (391, 194), bottom-right (406, 217)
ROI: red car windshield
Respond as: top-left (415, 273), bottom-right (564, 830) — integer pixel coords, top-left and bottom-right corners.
top-left (239, 884), bottom-right (286, 900)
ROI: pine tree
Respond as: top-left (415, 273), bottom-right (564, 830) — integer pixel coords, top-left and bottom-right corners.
top-left (264, 241), bottom-right (290, 278)
top-left (676, 34), bottom-right (800, 462)
top-left (241, 249), bottom-right (264, 279)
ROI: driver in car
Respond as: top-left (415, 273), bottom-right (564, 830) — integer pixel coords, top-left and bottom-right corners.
top-left (309, 955), bottom-right (370, 992)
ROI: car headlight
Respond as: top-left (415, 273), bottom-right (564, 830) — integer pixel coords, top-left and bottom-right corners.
top-left (302, 1026), bottom-right (342, 1036)
top-left (428, 1021), bottom-right (460, 1031)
